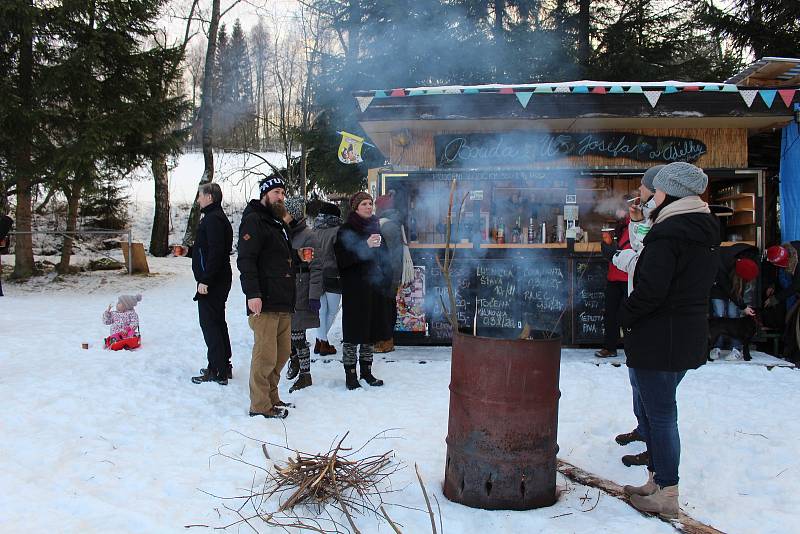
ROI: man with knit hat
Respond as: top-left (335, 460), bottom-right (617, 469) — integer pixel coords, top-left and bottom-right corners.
top-left (283, 197), bottom-right (322, 393)
top-left (620, 161), bottom-right (719, 519)
top-left (237, 175), bottom-right (296, 419)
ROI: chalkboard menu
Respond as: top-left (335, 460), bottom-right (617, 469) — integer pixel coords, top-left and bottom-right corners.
top-left (475, 259), bottom-right (569, 339)
top-left (424, 258), bottom-right (477, 342)
top-left (572, 260), bottom-right (607, 343)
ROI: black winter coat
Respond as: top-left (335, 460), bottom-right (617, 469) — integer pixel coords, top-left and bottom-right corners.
top-left (237, 199), bottom-right (296, 315)
top-left (621, 211), bottom-right (720, 371)
top-left (191, 203), bottom-right (233, 296)
top-left (334, 217), bottom-right (393, 344)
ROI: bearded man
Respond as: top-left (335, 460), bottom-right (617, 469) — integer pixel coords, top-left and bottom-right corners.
top-left (237, 176), bottom-right (296, 419)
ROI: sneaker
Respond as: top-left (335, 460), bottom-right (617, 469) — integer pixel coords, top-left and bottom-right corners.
top-left (615, 428), bottom-right (644, 446)
top-left (595, 349), bottom-right (618, 358)
top-left (725, 348), bottom-right (744, 361)
top-left (249, 407), bottom-right (289, 419)
top-left (622, 450), bottom-right (650, 467)
top-left (709, 347), bottom-right (721, 361)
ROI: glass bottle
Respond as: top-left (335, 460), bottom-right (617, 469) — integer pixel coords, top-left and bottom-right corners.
top-left (408, 201), bottom-right (418, 242)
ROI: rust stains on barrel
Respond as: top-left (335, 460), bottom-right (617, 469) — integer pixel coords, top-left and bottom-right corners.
top-left (443, 331), bottom-right (561, 510)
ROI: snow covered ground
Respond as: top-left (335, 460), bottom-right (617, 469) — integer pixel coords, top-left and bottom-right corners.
top-left (2, 256), bottom-right (799, 534)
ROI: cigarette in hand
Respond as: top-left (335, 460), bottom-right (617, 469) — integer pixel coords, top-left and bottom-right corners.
top-left (626, 196), bottom-right (640, 204)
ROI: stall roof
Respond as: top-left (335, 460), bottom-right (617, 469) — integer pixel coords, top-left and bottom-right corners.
top-left (725, 57), bottom-right (800, 87)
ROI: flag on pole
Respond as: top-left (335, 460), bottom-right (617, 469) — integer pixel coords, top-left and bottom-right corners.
top-left (338, 131), bottom-right (365, 164)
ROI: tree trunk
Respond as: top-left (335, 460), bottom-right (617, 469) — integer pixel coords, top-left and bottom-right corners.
top-left (578, 0), bottom-right (591, 74)
top-left (11, 1), bottom-right (35, 279)
top-left (149, 153), bottom-right (171, 256)
top-left (183, 0), bottom-right (221, 246)
top-left (57, 184), bottom-right (82, 274)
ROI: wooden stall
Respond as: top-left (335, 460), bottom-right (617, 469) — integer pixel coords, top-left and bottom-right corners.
top-left (354, 77), bottom-right (799, 346)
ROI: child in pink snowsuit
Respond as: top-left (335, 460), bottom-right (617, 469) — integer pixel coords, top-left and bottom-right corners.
top-left (103, 294), bottom-right (142, 349)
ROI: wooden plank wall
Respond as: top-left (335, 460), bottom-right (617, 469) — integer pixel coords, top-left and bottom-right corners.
top-left (388, 128), bottom-right (748, 169)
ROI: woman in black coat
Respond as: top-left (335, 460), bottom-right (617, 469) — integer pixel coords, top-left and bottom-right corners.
top-left (334, 192), bottom-right (391, 390)
top-left (619, 162), bottom-right (720, 519)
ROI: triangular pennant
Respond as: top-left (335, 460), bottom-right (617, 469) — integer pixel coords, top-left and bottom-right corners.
top-left (515, 92), bottom-right (533, 108)
top-left (721, 84), bottom-right (739, 92)
top-left (591, 86), bottom-right (607, 94)
top-left (425, 88), bottom-right (444, 95)
top-left (644, 90), bottom-right (661, 108)
top-left (408, 89), bottom-right (425, 96)
top-left (389, 88), bottom-right (406, 97)
top-left (702, 85), bottom-right (720, 91)
top-left (373, 90), bottom-right (389, 99)
top-left (355, 96), bottom-right (374, 112)
top-left (664, 86), bottom-right (679, 94)
top-left (498, 87), bottom-right (514, 94)
top-left (554, 85), bottom-right (571, 93)
top-left (462, 88), bottom-right (479, 94)
top-left (778, 89), bottom-right (796, 107)
top-left (626, 85), bottom-right (643, 94)
top-left (682, 86), bottom-right (700, 91)
top-left (759, 89), bottom-right (777, 108)
top-left (609, 85), bottom-right (625, 94)
top-left (443, 87), bottom-right (462, 94)
top-left (739, 89), bottom-right (758, 107)
top-left (572, 86), bottom-right (589, 93)
top-left (534, 85), bottom-right (553, 94)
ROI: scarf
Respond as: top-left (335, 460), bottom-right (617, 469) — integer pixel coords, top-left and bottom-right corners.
top-left (347, 211), bottom-right (380, 235)
top-left (654, 196), bottom-right (710, 225)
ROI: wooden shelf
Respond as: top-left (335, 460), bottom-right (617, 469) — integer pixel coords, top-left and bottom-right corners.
top-left (721, 241), bottom-right (756, 247)
top-left (479, 243), bottom-right (567, 249)
top-left (574, 242), bottom-right (601, 252)
top-left (715, 193), bottom-right (755, 202)
top-left (408, 242), bottom-right (474, 249)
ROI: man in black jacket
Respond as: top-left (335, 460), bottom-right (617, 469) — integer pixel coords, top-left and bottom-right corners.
top-left (238, 176), bottom-right (296, 419)
top-left (190, 183), bottom-right (234, 385)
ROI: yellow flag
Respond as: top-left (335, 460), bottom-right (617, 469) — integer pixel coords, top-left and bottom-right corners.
top-left (338, 131), bottom-right (364, 164)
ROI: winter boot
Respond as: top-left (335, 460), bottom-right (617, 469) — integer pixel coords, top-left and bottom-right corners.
top-left (359, 362), bottom-right (384, 387)
top-left (345, 364), bottom-right (362, 390)
top-left (314, 339), bottom-right (321, 355)
top-left (624, 471), bottom-right (657, 497)
top-left (622, 450), bottom-right (650, 467)
top-left (322, 340), bottom-right (337, 355)
top-left (286, 354), bottom-right (300, 380)
top-left (201, 366), bottom-right (232, 380)
top-left (290, 372), bottom-right (312, 393)
top-left (629, 484), bottom-right (680, 519)
top-left (373, 340), bottom-right (390, 353)
top-left (192, 368), bottom-right (227, 385)
top-left (615, 428), bottom-right (644, 446)
top-left (595, 348), bottom-right (618, 358)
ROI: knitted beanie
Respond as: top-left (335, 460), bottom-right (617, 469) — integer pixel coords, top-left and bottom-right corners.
top-left (284, 197), bottom-right (305, 221)
top-left (350, 191), bottom-right (373, 212)
top-left (641, 165), bottom-right (665, 193)
top-left (653, 162), bottom-right (708, 198)
top-left (118, 294), bottom-right (142, 311)
top-left (259, 176), bottom-right (286, 196)
top-left (318, 202), bottom-right (341, 217)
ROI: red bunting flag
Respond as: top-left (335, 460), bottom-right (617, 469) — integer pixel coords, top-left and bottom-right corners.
top-left (498, 87), bottom-right (514, 94)
top-left (682, 86), bottom-right (700, 91)
top-left (778, 89), bottom-right (797, 108)
top-left (591, 87), bottom-right (607, 94)
top-left (390, 89), bottom-right (406, 97)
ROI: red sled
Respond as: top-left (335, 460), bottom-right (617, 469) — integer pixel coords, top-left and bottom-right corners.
top-left (105, 327), bottom-right (141, 351)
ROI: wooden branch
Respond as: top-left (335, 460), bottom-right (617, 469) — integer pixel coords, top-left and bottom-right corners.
top-left (415, 464), bottom-right (437, 534)
top-left (557, 459), bottom-right (724, 534)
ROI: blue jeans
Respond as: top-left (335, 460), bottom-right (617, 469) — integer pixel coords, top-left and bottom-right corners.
top-left (711, 298), bottom-right (743, 350)
top-left (633, 368), bottom-right (687, 487)
top-left (628, 368), bottom-right (648, 442)
top-left (317, 292), bottom-right (341, 341)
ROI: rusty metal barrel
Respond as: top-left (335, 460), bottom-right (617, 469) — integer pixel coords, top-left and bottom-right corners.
top-left (443, 331), bottom-right (561, 510)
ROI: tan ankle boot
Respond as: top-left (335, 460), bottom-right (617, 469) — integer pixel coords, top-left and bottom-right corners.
top-left (630, 484), bottom-right (679, 519)
top-left (624, 471), bottom-right (657, 497)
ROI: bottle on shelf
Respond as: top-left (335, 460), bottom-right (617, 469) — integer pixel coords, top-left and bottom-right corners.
top-left (497, 218), bottom-right (506, 244)
top-left (528, 217), bottom-right (536, 244)
top-left (512, 216), bottom-right (522, 244)
top-left (408, 202), bottom-right (418, 242)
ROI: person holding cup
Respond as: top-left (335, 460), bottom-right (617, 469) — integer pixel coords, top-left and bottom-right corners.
top-left (334, 192), bottom-right (392, 390)
top-left (283, 197), bottom-right (323, 393)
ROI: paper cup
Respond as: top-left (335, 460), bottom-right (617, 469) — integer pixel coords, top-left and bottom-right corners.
top-left (299, 247), bottom-right (314, 262)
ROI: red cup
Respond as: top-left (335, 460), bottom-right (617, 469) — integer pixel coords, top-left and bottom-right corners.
top-left (172, 244), bottom-right (187, 257)
top-left (299, 247), bottom-right (314, 262)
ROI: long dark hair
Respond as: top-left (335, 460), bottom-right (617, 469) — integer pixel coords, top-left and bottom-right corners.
top-left (649, 194), bottom-right (681, 223)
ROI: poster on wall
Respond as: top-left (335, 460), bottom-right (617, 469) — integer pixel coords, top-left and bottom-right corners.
top-left (395, 266), bottom-right (426, 332)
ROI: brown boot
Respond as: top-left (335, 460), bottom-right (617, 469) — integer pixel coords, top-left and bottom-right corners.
top-left (623, 471), bottom-right (657, 497)
top-left (322, 340), bottom-right (337, 355)
top-left (622, 450), bottom-right (650, 467)
top-left (373, 340), bottom-right (389, 353)
top-left (630, 484), bottom-right (679, 519)
top-left (313, 339), bottom-right (321, 354)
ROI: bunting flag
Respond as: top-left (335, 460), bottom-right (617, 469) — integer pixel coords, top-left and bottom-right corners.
top-left (554, 85), bottom-right (571, 93)
top-left (682, 86), bottom-right (700, 91)
top-left (591, 86), bottom-right (607, 94)
top-left (355, 96), bottom-right (374, 112)
top-left (759, 89), bottom-right (777, 108)
top-left (462, 88), bottom-right (479, 94)
top-left (702, 85), bottom-right (720, 91)
top-left (515, 91), bottom-right (533, 108)
top-left (665, 86), bottom-right (679, 94)
top-left (390, 89), bottom-right (406, 97)
top-left (778, 89), bottom-right (797, 108)
top-left (408, 89), bottom-right (425, 96)
top-left (425, 88), bottom-right (445, 95)
top-left (337, 131), bottom-right (365, 165)
top-left (572, 86), bottom-right (590, 93)
top-left (609, 85), bottom-right (625, 94)
top-left (721, 84), bottom-right (739, 92)
top-left (534, 86), bottom-right (553, 93)
top-left (739, 89), bottom-right (758, 108)
top-left (498, 87), bottom-right (514, 94)
top-left (444, 87), bottom-right (461, 94)
top-left (626, 85), bottom-right (643, 94)
top-left (644, 90), bottom-right (661, 108)
top-left (373, 90), bottom-right (389, 99)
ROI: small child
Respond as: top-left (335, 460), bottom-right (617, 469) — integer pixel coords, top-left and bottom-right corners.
top-left (103, 294), bottom-right (142, 350)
